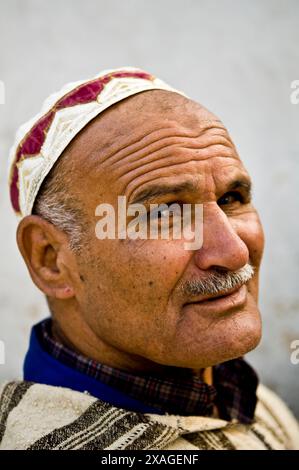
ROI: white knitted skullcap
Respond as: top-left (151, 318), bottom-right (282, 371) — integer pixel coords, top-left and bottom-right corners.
top-left (8, 67), bottom-right (186, 218)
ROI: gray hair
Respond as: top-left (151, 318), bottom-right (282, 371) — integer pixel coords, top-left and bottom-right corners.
top-left (182, 263), bottom-right (254, 298)
top-left (32, 154), bottom-right (87, 254)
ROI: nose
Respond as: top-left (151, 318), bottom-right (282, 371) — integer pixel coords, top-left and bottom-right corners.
top-left (194, 202), bottom-right (249, 272)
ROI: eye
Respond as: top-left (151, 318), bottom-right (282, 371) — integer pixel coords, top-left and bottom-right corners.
top-left (148, 201), bottom-right (184, 220)
top-left (217, 191), bottom-right (244, 206)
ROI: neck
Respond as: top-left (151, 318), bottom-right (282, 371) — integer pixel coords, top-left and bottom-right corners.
top-left (50, 304), bottom-right (213, 383)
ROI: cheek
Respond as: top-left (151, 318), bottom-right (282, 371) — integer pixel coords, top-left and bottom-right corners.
top-left (123, 239), bottom-right (191, 310)
top-left (233, 211), bottom-right (265, 268)
top-left (231, 211), bottom-right (264, 301)
top-left (85, 237), bottom-right (191, 317)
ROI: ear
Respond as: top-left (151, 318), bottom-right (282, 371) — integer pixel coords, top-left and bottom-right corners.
top-left (16, 215), bottom-right (77, 299)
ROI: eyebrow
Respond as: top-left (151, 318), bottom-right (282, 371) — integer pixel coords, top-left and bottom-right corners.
top-left (227, 179), bottom-right (252, 194)
top-left (129, 181), bottom-right (197, 205)
top-left (129, 178), bottom-right (252, 206)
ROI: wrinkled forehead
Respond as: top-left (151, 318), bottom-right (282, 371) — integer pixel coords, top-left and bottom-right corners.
top-left (67, 89), bottom-right (231, 165)
top-left (101, 90), bottom-right (223, 137)
top-left (64, 90), bottom-right (246, 210)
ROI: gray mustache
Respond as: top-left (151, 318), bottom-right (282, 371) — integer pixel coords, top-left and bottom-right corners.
top-left (182, 263), bottom-right (254, 297)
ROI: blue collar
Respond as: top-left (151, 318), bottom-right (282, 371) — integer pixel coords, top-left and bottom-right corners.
top-left (23, 321), bottom-right (162, 415)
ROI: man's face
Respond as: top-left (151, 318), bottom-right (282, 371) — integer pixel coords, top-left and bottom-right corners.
top-left (68, 90), bottom-right (264, 370)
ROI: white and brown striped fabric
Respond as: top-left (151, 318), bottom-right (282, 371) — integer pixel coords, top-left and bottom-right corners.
top-left (0, 381), bottom-right (298, 450)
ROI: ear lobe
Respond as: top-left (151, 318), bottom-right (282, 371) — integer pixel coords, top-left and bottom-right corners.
top-left (53, 284), bottom-right (75, 300)
top-left (16, 215), bottom-right (76, 300)
top-left (38, 264), bottom-right (75, 298)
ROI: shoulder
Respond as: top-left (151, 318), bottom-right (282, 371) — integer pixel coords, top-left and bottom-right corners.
top-left (255, 383), bottom-right (299, 450)
top-left (0, 380), bottom-right (33, 413)
top-left (0, 380), bottom-right (98, 449)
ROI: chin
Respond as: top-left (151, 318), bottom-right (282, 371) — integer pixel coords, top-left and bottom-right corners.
top-left (211, 327), bottom-right (261, 366)
top-left (200, 311), bottom-right (262, 368)
top-left (163, 307), bottom-right (262, 369)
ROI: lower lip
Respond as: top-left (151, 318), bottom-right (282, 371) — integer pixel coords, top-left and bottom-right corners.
top-left (183, 285), bottom-right (248, 315)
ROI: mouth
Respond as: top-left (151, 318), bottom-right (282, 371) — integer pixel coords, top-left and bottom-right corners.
top-left (183, 284), bottom-right (248, 315)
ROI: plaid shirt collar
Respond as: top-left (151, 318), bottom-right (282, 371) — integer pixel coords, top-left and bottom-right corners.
top-left (36, 318), bottom-right (258, 424)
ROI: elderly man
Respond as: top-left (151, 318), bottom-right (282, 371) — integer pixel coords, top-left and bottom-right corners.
top-left (1, 67), bottom-right (298, 450)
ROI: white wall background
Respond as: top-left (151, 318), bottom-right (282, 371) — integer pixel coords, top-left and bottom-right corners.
top-left (0, 0), bottom-right (298, 416)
